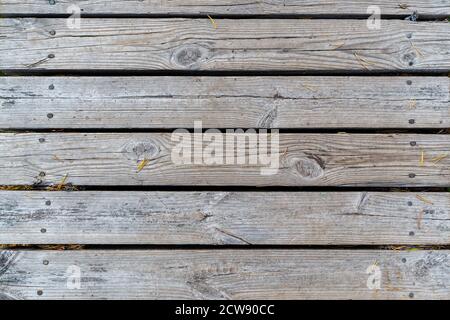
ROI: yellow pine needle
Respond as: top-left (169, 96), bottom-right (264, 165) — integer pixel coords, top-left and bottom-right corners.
top-left (415, 194), bottom-right (434, 205)
top-left (137, 159), bottom-right (149, 172)
top-left (353, 52), bottom-right (374, 70)
top-left (419, 150), bottom-right (425, 166)
top-left (207, 15), bottom-right (217, 29)
top-left (301, 83), bottom-right (318, 92)
top-left (410, 41), bottom-right (424, 58)
top-left (332, 42), bottom-right (345, 49)
top-left (417, 209), bottom-right (424, 229)
top-left (432, 154), bottom-right (448, 164)
top-left (56, 174), bottom-right (68, 191)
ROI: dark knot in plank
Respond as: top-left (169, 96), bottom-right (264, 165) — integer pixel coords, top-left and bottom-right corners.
top-left (121, 140), bottom-right (160, 161)
top-left (172, 45), bottom-right (208, 69)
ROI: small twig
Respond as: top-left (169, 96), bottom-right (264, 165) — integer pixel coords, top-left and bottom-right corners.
top-left (415, 194), bottom-right (434, 205)
top-left (26, 57), bottom-right (49, 68)
top-left (431, 154), bottom-right (448, 164)
top-left (417, 209), bottom-right (424, 230)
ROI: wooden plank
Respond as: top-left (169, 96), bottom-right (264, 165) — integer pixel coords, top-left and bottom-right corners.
top-left (2, 0), bottom-right (449, 16)
top-left (1, 76), bottom-right (448, 129)
top-left (1, 19), bottom-right (449, 72)
top-left (1, 249), bottom-right (449, 299)
top-left (0, 133), bottom-right (448, 187)
top-left (0, 191), bottom-right (449, 245)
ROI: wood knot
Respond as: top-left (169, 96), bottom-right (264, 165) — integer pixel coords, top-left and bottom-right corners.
top-left (121, 140), bottom-right (160, 161)
top-left (0, 251), bottom-right (18, 277)
top-left (290, 156), bottom-right (325, 180)
top-left (172, 45), bottom-right (207, 68)
top-left (402, 52), bottom-right (417, 66)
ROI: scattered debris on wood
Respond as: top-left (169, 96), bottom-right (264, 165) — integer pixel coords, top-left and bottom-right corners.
top-left (405, 11), bottom-right (419, 22)
top-left (0, 244), bottom-right (85, 250)
top-left (0, 185), bottom-right (33, 190)
top-left (46, 174), bottom-right (76, 191)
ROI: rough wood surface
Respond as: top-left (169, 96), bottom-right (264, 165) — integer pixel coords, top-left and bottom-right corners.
top-left (1, 249), bottom-right (449, 300)
top-left (1, 19), bottom-right (449, 71)
top-left (1, 76), bottom-right (448, 129)
top-left (0, 133), bottom-right (448, 187)
top-left (2, 0), bottom-right (449, 16)
top-left (0, 191), bottom-right (449, 245)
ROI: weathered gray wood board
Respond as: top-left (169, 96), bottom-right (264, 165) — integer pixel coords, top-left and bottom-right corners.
top-left (1, 133), bottom-right (448, 186)
top-left (1, 19), bottom-right (449, 71)
top-left (2, 0), bottom-right (449, 16)
top-left (1, 250), bottom-right (449, 299)
top-left (0, 191), bottom-right (449, 245)
top-left (1, 76), bottom-right (448, 129)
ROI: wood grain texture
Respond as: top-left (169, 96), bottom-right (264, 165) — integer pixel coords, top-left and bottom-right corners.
top-left (1, 76), bottom-right (448, 129)
top-left (2, 0), bottom-right (449, 16)
top-left (1, 249), bottom-right (449, 299)
top-left (1, 19), bottom-right (449, 71)
top-left (1, 133), bottom-right (449, 187)
top-left (0, 191), bottom-right (449, 245)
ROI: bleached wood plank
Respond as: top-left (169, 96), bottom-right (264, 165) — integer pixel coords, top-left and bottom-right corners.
top-left (1, 76), bottom-right (448, 129)
top-left (2, 0), bottom-right (449, 16)
top-left (0, 191), bottom-right (448, 245)
top-left (0, 133), bottom-right (448, 186)
top-left (1, 249), bottom-right (449, 299)
top-left (1, 19), bottom-right (449, 71)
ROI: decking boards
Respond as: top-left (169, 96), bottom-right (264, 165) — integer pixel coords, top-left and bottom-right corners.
top-left (3, 0), bottom-right (449, 16)
top-left (1, 19), bottom-right (449, 72)
top-left (1, 191), bottom-right (449, 245)
top-left (1, 250), bottom-right (449, 300)
top-left (1, 76), bottom-right (448, 129)
top-left (1, 0), bottom-right (449, 302)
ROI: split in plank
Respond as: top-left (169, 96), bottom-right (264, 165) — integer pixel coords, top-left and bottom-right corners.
top-left (1, 19), bottom-right (449, 71)
top-left (0, 191), bottom-right (449, 245)
top-left (1, 76), bottom-right (448, 129)
top-left (2, 0), bottom-right (449, 16)
top-left (1, 249), bottom-right (449, 299)
top-left (0, 133), bottom-right (449, 186)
